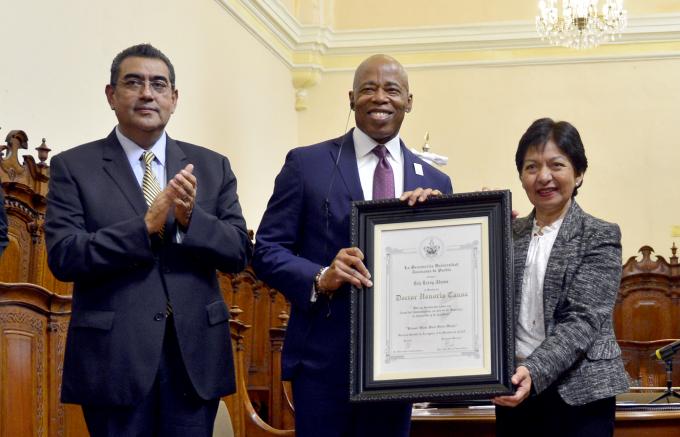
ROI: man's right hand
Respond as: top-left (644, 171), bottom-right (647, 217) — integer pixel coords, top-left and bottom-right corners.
top-left (144, 165), bottom-right (197, 235)
top-left (144, 188), bottom-right (174, 235)
top-left (318, 247), bottom-right (373, 296)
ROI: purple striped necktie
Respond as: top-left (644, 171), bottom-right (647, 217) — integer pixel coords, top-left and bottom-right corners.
top-left (372, 145), bottom-right (394, 200)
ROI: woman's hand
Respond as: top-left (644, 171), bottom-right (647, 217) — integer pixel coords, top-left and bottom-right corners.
top-left (492, 366), bottom-right (532, 407)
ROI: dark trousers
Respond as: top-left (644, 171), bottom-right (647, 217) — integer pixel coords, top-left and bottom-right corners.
top-left (495, 385), bottom-right (616, 437)
top-left (291, 373), bottom-right (412, 437)
top-left (82, 317), bottom-right (219, 437)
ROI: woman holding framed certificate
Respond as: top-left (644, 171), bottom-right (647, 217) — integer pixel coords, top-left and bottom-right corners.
top-left (493, 118), bottom-right (629, 437)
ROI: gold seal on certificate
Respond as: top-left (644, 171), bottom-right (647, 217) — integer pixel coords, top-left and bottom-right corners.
top-left (350, 191), bottom-right (514, 402)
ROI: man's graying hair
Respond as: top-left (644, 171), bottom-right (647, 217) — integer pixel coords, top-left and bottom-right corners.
top-left (110, 43), bottom-right (176, 87)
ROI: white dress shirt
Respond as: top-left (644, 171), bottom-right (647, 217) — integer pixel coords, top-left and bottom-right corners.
top-left (516, 218), bottom-right (564, 361)
top-left (116, 126), bottom-right (167, 190)
top-left (353, 127), bottom-right (404, 200)
top-left (116, 127), bottom-right (185, 243)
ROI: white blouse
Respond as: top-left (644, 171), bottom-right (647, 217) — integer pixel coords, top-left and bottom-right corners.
top-left (516, 217), bottom-right (564, 361)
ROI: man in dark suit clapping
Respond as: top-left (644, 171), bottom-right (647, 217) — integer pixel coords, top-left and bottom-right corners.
top-left (45, 44), bottom-right (251, 436)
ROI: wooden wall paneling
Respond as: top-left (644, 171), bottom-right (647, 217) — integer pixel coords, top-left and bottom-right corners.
top-left (619, 339), bottom-right (680, 387)
top-left (1, 310), bottom-right (43, 437)
top-left (0, 283), bottom-right (85, 437)
top-left (47, 295), bottom-right (86, 437)
top-left (619, 290), bottom-right (673, 340)
top-left (616, 245), bottom-right (680, 341)
top-left (0, 194), bottom-right (33, 283)
top-left (0, 221), bottom-right (22, 282)
top-left (241, 271), bottom-right (273, 419)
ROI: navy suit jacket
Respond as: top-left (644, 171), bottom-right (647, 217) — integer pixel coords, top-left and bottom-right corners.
top-left (45, 130), bottom-right (252, 406)
top-left (253, 129), bottom-right (453, 383)
top-left (0, 185), bottom-right (7, 258)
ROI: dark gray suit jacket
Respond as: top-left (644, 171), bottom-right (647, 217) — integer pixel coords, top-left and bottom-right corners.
top-left (513, 201), bottom-right (629, 405)
top-left (45, 130), bottom-right (252, 406)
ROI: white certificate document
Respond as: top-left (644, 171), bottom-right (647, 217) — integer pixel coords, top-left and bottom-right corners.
top-left (372, 217), bottom-right (491, 381)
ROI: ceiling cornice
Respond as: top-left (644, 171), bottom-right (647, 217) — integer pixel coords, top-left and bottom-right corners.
top-left (216, 0), bottom-right (680, 70)
top-left (214, 0), bottom-right (680, 109)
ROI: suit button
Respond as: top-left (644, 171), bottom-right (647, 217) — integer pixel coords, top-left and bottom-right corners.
top-left (163, 267), bottom-right (171, 273)
top-left (154, 313), bottom-right (165, 321)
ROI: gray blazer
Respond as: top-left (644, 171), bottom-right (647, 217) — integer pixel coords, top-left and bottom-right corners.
top-left (513, 201), bottom-right (629, 406)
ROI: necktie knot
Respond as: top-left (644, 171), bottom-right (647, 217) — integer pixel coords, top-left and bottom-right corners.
top-left (372, 144), bottom-right (388, 159)
top-left (141, 151), bottom-right (156, 166)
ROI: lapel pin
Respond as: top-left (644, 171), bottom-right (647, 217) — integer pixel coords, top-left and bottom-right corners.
top-left (414, 163), bottom-right (423, 176)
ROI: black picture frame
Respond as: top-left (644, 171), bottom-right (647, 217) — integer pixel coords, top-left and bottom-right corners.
top-left (349, 190), bottom-right (514, 402)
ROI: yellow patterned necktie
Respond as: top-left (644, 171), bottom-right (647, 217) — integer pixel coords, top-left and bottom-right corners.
top-left (141, 151), bottom-right (164, 238)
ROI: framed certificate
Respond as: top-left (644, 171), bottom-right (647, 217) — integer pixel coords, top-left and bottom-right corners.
top-left (349, 190), bottom-right (514, 402)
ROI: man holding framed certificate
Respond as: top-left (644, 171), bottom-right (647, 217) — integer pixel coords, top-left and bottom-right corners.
top-left (253, 54), bottom-right (452, 437)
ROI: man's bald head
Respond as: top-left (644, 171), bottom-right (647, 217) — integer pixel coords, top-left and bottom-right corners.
top-left (352, 54), bottom-right (409, 93)
top-left (349, 54), bottom-right (413, 144)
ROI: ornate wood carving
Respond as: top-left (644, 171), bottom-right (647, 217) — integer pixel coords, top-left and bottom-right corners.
top-left (0, 130), bottom-right (50, 194)
top-left (615, 245), bottom-right (680, 388)
top-left (616, 245), bottom-right (680, 341)
top-left (0, 129), bottom-right (69, 293)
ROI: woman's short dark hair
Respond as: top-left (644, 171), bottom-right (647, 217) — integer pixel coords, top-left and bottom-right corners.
top-left (110, 43), bottom-right (175, 87)
top-left (515, 118), bottom-right (588, 196)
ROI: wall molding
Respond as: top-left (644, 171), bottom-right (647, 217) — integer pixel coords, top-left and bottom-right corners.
top-left (215, 0), bottom-right (680, 70)
top-left (214, 0), bottom-right (680, 109)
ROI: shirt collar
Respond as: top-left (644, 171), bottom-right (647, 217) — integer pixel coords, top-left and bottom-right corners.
top-left (353, 127), bottom-right (402, 162)
top-left (532, 217), bottom-right (564, 236)
top-left (115, 126), bottom-right (167, 166)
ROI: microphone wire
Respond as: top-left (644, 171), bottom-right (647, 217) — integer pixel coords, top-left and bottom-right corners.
top-left (320, 107), bottom-right (353, 316)
top-left (322, 107), bottom-right (353, 263)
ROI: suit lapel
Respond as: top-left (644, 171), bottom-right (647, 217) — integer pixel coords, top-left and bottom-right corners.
top-left (162, 136), bottom-right (188, 238)
top-left (334, 130), bottom-right (364, 202)
top-left (101, 130), bottom-right (147, 215)
top-left (542, 201), bottom-right (583, 329)
top-left (332, 134), bottom-right (426, 199)
top-left (165, 136), bottom-right (188, 185)
top-left (402, 142), bottom-right (424, 191)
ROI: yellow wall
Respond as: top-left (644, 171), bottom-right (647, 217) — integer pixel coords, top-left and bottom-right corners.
top-left (0, 0), bottom-right (297, 231)
top-left (297, 58), bottom-right (680, 258)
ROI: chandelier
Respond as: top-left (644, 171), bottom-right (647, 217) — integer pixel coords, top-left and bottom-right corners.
top-left (536, 0), bottom-right (627, 49)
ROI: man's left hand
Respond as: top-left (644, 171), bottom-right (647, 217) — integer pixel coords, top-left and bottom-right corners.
top-left (400, 187), bottom-right (443, 206)
top-left (168, 164), bottom-right (196, 229)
